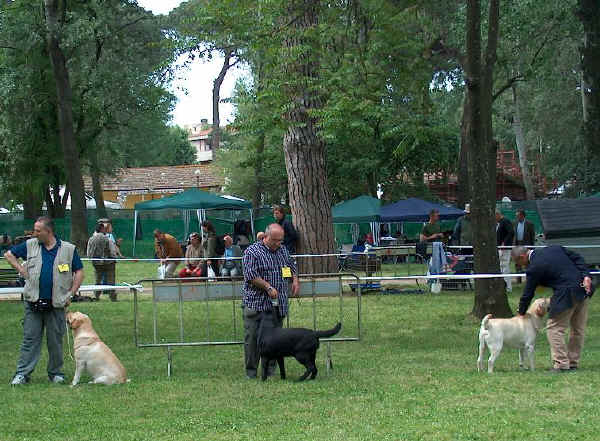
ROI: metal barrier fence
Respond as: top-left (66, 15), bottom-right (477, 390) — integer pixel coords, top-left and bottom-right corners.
top-left (132, 273), bottom-right (362, 377)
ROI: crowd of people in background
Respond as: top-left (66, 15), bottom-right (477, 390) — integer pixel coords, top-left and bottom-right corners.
top-left (2, 204), bottom-right (536, 293)
top-left (152, 206), bottom-right (298, 281)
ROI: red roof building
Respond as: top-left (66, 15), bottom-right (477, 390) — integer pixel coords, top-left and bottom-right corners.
top-left (83, 164), bottom-right (223, 209)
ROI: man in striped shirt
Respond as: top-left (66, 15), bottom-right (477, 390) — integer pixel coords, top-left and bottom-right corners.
top-left (242, 223), bottom-right (299, 379)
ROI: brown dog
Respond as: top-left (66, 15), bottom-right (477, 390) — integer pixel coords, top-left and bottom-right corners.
top-left (66, 311), bottom-right (128, 386)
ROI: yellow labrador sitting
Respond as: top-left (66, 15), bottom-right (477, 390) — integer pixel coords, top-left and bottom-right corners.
top-left (477, 297), bottom-right (550, 373)
top-left (66, 311), bottom-right (128, 386)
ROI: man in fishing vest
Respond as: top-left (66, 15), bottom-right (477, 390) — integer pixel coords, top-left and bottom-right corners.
top-left (4, 216), bottom-right (84, 385)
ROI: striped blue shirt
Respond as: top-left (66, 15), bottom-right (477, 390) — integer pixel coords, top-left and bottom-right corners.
top-left (242, 240), bottom-right (297, 317)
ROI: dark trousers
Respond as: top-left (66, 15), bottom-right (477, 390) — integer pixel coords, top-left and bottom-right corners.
top-left (243, 307), bottom-right (283, 378)
top-left (15, 302), bottom-right (66, 378)
top-left (94, 263), bottom-right (116, 300)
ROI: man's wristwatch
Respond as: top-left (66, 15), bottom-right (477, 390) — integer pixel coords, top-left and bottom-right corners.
top-left (266, 286), bottom-right (274, 293)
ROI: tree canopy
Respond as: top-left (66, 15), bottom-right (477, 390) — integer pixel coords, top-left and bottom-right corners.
top-left (0, 0), bottom-right (195, 221)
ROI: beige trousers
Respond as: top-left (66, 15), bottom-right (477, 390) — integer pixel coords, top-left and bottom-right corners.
top-left (546, 298), bottom-right (589, 369)
top-left (498, 249), bottom-right (512, 292)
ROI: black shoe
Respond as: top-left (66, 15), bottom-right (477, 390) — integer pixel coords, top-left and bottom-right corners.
top-left (547, 367), bottom-right (571, 373)
top-left (570, 366), bottom-right (578, 371)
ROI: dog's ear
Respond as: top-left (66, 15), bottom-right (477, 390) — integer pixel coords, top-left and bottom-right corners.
top-left (70, 314), bottom-right (83, 329)
top-left (535, 302), bottom-right (547, 317)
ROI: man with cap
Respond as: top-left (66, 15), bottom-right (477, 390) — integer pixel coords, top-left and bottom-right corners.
top-left (87, 221), bottom-right (117, 301)
top-left (98, 218), bottom-right (122, 258)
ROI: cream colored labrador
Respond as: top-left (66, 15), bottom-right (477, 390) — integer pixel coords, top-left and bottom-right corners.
top-left (66, 311), bottom-right (128, 386)
top-left (477, 297), bottom-right (550, 373)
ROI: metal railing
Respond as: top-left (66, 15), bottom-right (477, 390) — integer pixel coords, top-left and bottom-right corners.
top-left (132, 273), bottom-right (362, 376)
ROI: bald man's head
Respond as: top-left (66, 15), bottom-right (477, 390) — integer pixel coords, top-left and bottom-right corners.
top-left (264, 223), bottom-right (284, 251)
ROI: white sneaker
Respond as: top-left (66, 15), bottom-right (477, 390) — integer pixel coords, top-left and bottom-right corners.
top-left (48, 375), bottom-right (65, 384)
top-left (10, 374), bottom-right (29, 385)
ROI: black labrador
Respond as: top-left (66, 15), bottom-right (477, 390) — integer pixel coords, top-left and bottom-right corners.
top-left (258, 311), bottom-right (341, 381)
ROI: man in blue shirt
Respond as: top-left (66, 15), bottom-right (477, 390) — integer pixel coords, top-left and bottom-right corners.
top-left (5, 217), bottom-right (84, 385)
top-left (220, 235), bottom-right (242, 278)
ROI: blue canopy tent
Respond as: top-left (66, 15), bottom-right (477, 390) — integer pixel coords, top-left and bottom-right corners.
top-left (380, 198), bottom-right (465, 222)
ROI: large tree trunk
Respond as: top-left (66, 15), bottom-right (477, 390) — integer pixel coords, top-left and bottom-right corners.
top-left (457, 92), bottom-right (471, 209)
top-left (212, 50), bottom-right (235, 152)
top-left (90, 149), bottom-right (107, 218)
top-left (465, 0), bottom-right (511, 319)
top-left (44, 0), bottom-right (88, 251)
top-left (23, 185), bottom-right (43, 220)
top-left (282, 0), bottom-right (336, 274)
top-left (576, 2), bottom-right (600, 191)
top-left (511, 83), bottom-right (535, 200)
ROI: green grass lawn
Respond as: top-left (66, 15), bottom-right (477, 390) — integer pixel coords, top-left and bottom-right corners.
top-left (2, 262), bottom-right (600, 440)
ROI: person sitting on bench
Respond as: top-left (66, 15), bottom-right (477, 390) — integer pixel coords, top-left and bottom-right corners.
top-left (220, 236), bottom-right (242, 278)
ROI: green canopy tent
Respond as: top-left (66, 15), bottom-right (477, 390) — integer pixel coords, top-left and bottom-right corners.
top-left (133, 188), bottom-right (253, 256)
top-left (332, 195), bottom-right (382, 245)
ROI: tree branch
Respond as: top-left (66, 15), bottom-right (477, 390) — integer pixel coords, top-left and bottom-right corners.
top-left (428, 38), bottom-right (466, 68)
top-left (492, 74), bottom-right (524, 102)
top-left (114, 16), bottom-right (149, 35)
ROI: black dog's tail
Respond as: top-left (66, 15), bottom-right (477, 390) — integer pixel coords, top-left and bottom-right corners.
top-left (314, 322), bottom-right (342, 338)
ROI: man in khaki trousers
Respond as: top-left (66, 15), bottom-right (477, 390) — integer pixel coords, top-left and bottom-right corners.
top-left (512, 245), bottom-right (593, 372)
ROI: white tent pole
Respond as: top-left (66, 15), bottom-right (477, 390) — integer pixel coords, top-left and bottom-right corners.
top-left (183, 210), bottom-right (190, 240)
top-left (352, 223), bottom-right (359, 244)
top-left (249, 208), bottom-right (255, 238)
top-left (371, 222), bottom-right (380, 246)
top-left (132, 211), bottom-right (137, 256)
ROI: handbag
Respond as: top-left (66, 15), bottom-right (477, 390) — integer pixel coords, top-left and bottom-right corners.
top-left (207, 265), bottom-right (216, 279)
top-left (157, 264), bottom-right (167, 280)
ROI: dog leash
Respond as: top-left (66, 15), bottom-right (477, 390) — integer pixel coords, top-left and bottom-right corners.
top-left (65, 311), bottom-right (74, 361)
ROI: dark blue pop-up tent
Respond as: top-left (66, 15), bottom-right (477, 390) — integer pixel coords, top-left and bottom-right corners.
top-left (380, 198), bottom-right (464, 222)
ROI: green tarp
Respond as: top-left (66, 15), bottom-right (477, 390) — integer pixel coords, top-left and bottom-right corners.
top-left (134, 188), bottom-right (251, 211)
top-left (332, 195), bottom-right (381, 223)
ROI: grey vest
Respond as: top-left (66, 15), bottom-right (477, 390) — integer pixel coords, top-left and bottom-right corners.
top-left (24, 238), bottom-right (76, 308)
